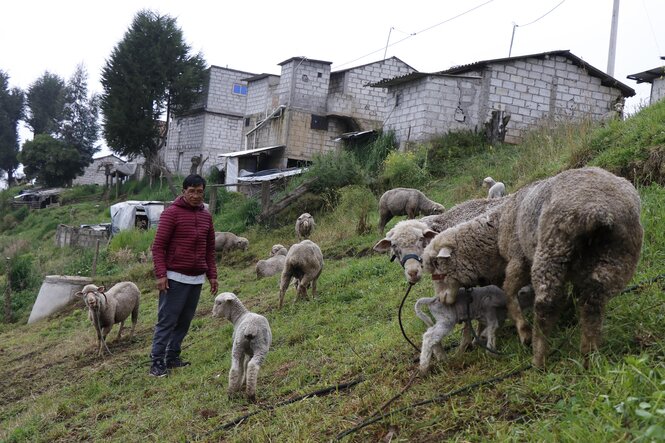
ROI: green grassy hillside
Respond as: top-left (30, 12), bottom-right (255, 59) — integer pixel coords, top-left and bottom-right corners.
top-left (1, 104), bottom-right (664, 442)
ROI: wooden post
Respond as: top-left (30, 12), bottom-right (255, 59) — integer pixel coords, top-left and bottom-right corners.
top-left (4, 257), bottom-right (11, 323)
top-left (208, 186), bottom-right (217, 215)
top-left (261, 182), bottom-right (271, 212)
top-left (91, 239), bottom-right (100, 278)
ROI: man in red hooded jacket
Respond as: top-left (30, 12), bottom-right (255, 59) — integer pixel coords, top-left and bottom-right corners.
top-left (149, 174), bottom-right (218, 377)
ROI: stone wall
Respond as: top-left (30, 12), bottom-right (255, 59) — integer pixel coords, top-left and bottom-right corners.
top-left (651, 77), bottom-right (665, 104)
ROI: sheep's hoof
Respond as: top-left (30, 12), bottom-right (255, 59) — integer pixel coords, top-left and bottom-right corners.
top-left (419, 365), bottom-right (431, 377)
top-left (247, 394), bottom-right (256, 403)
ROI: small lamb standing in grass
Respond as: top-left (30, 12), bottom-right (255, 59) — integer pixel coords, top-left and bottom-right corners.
top-left (377, 188), bottom-right (445, 234)
top-left (215, 231), bottom-right (249, 254)
top-left (279, 239), bottom-right (324, 308)
top-left (415, 285), bottom-right (508, 375)
top-left (75, 282), bottom-right (140, 356)
top-left (483, 176), bottom-right (506, 199)
top-left (295, 213), bottom-right (315, 240)
top-left (423, 167), bottom-right (643, 368)
top-left (212, 292), bottom-right (272, 401)
top-left (255, 244), bottom-right (288, 279)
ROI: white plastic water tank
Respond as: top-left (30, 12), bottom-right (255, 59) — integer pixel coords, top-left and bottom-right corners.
top-left (27, 275), bottom-right (93, 324)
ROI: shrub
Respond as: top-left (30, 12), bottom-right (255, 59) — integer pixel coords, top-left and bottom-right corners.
top-left (334, 185), bottom-right (377, 235)
top-left (425, 130), bottom-right (487, 176)
top-left (109, 229), bottom-right (155, 255)
top-left (304, 150), bottom-right (367, 195)
top-left (8, 254), bottom-right (39, 292)
top-left (378, 149), bottom-right (430, 190)
top-left (350, 131), bottom-right (398, 174)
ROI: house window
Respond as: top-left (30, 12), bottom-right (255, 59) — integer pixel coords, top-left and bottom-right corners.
top-left (233, 84), bottom-right (248, 95)
top-left (317, 72), bottom-right (322, 78)
top-left (245, 117), bottom-right (251, 127)
top-left (396, 93), bottom-right (402, 107)
top-left (310, 114), bottom-right (328, 130)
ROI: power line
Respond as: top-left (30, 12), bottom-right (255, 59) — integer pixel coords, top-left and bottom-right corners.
top-left (334, 0), bottom-right (496, 69)
top-left (509, 0), bottom-right (566, 56)
top-left (641, 0), bottom-right (662, 55)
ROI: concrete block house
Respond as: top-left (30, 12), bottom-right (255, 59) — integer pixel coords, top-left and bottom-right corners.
top-left (628, 56), bottom-right (665, 106)
top-left (164, 50), bottom-right (635, 181)
top-left (372, 50), bottom-right (636, 147)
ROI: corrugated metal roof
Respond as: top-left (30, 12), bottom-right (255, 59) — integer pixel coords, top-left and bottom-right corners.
top-left (627, 63), bottom-right (665, 84)
top-left (217, 145), bottom-right (285, 158)
top-left (369, 72), bottom-right (481, 88)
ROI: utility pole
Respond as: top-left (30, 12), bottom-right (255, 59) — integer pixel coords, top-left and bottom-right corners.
top-left (607, 0), bottom-right (620, 76)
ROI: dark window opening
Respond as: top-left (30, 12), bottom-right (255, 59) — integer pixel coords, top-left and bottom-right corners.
top-left (310, 114), bottom-right (328, 130)
top-left (317, 72), bottom-right (322, 78)
top-left (287, 158), bottom-right (312, 169)
top-left (245, 117), bottom-right (251, 127)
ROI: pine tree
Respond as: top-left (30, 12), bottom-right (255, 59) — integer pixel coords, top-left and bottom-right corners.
top-left (0, 70), bottom-right (25, 187)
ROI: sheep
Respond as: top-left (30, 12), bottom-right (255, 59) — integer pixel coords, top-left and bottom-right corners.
top-left (75, 282), bottom-right (140, 356)
top-left (212, 292), bottom-right (272, 401)
top-left (483, 176), bottom-right (506, 199)
top-left (215, 231), bottom-right (249, 254)
top-left (422, 167), bottom-right (643, 368)
top-left (255, 244), bottom-right (288, 279)
top-left (279, 239), bottom-right (324, 308)
top-left (295, 213), bottom-right (316, 241)
top-left (374, 197), bottom-right (507, 285)
top-left (377, 188), bottom-right (445, 234)
top-left (415, 285), bottom-right (508, 375)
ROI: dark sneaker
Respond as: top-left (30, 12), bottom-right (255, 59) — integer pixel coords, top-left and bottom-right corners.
top-left (166, 357), bottom-right (191, 369)
top-left (149, 360), bottom-right (168, 377)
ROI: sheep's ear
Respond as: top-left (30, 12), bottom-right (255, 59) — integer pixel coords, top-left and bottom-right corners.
top-left (97, 286), bottom-right (106, 293)
top-left (437, 247), bottom-right (453, 258)
top-left (74, 290), bottom-right (83, 298)
top-left (373, 238), bottom-right (392, 253)
top-left (423, 229), bottom-right (438, 244)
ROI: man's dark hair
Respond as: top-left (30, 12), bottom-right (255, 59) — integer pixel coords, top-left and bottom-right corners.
top-left (183, 174), bottom-right (206, 189)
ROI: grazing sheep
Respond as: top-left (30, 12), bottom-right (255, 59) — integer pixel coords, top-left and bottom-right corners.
top-left (415, 285), bottom-right (508, 375)
top-left (374, 197), bottom-right (506, 284)
top-left (212, 292), bottom-right (272, 401)
top-left (215, 231), bottom-right (249, 254)
top-left (377, 188), bottom-right (445, 234)
top-left (483, 176), bottom-right (506, 199)
top-left (255, 244), bottom-right (288, 279)
top-left (295, 213), bottom-right (316, 240)
top-left (279, 239), bottom-right (324, 308)
top-left (423, 167), bottom-right (643, 368)
top-left (75, 282), bottom-right (140, 356)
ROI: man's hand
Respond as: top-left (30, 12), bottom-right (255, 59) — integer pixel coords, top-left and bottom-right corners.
top-left (156, 277), bottom-right (169, 292)
top-left (209, 278), bottom-right (218, 295)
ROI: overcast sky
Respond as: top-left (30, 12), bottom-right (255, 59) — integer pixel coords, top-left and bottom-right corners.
top-left (1, 0), bottom-right (664, 151)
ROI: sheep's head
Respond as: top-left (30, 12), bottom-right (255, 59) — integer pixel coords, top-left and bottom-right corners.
top-left (374, 220), bottom-right (437, 284)
top-left (75, 284), bottom-right (107, 311)
top-left (271, 244), bottom-right (287, 257)
top-left (237, 237), bottom-right (249, 251)
top-left (483, 177), bottom-right (495, 188)
top-left (212, 292), bottom-right (238, 319)
top-left (422, 236), bottom-right (462, 305)
top-left (426, 203), bottom-right (445, 215)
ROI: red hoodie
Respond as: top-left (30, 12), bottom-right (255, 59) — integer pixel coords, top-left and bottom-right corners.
top-left (152, 196), bottom-right (217, 281)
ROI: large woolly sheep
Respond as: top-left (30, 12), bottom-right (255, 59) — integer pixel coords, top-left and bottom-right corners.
top-left (377, 188), bottom-right (445, 234)
top-left (295, 213), bottom-right (315, 241)
top-left (374, 197), bottom-right (506, 285)
top-left (279, 239), bottom-right (324, 308)
top-left (212, 292), bottom-right (272, 401)
top-left (75, 282), bottom-right (140, 356)
top-left (255, 244), bottom-right (288, 279)
top-left (483, 176), bottom-right (506, 199)
top-left (415, 285), bottom-right (508, 374)
top-left (215, 231), bottom-right (249, 254)
top-left (422, 167), bottom-right (643, 368)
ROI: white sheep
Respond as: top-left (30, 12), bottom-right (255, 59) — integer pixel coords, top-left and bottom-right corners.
top-left (255, 244), bottom-right (288, 279)
top-left (75, 282), bottom-right (140, 356)
top-left (374, 197), bottom-right (506, 285)
top-left (279, 239), bottom-right (324, 309)
top-left (377, 188), bottom-right (445, 234)
top-left (215, 231), bottom-right (249, 254)
top-left (295, 213), bottom-right (315, 241)
top-left (212, 292), bottom-right (272, 401)
top-left (423, 167), bottom-right (643, 368)
top-left (415, 285), bottom-right (508, 375)
top-left (482, 176), bottom-right (506, 199)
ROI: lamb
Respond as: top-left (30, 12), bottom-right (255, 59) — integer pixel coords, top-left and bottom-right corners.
top-left (75, 281), bottom-right (140, 356)
top-left (415, 285), bottom-right (508, 375)
top-left (374, 197), bottom-right (506, 285)
top-left (295, 213), bottom-right (315, 240)
top-left (215, 231), bottom-right (249, 254)
top-left (212, 292), bottom-right (272, 401)
top-left (483, 176), bottom-right (506, 199)
top-left (422, 167), bottom-right (643, 368)
top-left (377, 187), bottom-right (445, 234)
top-left (279, 239), bottom-right (324, 308)
top-left (255, 244), bottom-right (288, 279)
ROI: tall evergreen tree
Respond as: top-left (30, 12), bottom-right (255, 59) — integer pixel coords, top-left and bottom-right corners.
top-left (60, 64), bottom-right (100, 166)
top-left (26, 71), bottom-right (65, 136)
top-left (0, 70), bottom-right (25, 187)
top-left (100, 9), bottom-right (207, 167)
